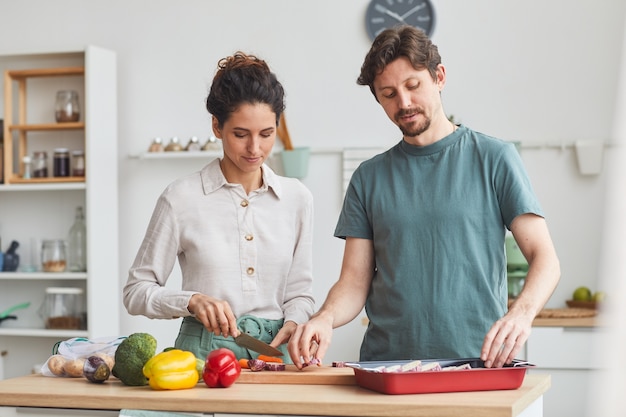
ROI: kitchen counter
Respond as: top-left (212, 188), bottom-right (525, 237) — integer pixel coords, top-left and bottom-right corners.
top-left (533, 316), bottom-right (600, 327)
top-left (0, 371), bottom-right (550, 417)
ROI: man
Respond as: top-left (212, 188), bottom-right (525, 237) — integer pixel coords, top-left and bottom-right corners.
top-left (288, 25), bottom-right (560, 368)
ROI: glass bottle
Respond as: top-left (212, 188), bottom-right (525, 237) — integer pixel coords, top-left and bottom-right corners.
top-left (55, 90), bottom-right (80, 123)
top-left (67, 206), bottom-right (87, 272)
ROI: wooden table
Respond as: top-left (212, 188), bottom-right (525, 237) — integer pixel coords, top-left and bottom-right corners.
top-left (0, 368), bottom-right (551, 417)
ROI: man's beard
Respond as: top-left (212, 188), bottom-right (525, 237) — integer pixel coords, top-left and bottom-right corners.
top-left (396, 108), bottom-right (431, 138)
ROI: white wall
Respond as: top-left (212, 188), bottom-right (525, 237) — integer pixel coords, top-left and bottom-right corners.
top-left (1, 0), bottom-right (625, 363)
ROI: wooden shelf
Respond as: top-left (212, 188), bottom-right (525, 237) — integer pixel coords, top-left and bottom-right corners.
top-left (7, 175), bottom-right (85, 184)
top-left (3, 66), bottom-right (86, 184)
top-left (9, 122), bottom-right (84, 132)
top-left (6, 66), bottom-right (84, 79)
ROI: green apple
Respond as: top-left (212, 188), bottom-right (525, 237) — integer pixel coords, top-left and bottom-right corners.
top-left (592, 291), bottom-right (606, 303)
top-left (573, 286), bottom-right (592, 302)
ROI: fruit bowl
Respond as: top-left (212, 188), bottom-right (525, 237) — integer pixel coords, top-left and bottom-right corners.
top-left (566, 300), bottom-right (597, 310)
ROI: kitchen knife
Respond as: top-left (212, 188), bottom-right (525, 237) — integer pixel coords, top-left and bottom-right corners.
top-left (234, 331), bottom-right (284, 357)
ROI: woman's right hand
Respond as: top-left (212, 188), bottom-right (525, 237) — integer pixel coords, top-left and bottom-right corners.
top-left (187, 293), bottom-right (238, 338)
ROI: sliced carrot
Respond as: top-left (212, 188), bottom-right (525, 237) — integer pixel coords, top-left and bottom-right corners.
top-left (238, 358), bottom-right (250, 369)
top-left (257, 355), bottom-right (283, 363)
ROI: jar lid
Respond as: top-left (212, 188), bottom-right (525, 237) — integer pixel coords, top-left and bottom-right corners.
top-left (72, 150), bottom-right (85, 156)
top-left (45, 287), bottom-right (83, 294)
top-left (54, 148), bottom-right (69, 153)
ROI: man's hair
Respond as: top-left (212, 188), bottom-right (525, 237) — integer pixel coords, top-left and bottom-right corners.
top-left (357, 25), bottom-right (442, 100)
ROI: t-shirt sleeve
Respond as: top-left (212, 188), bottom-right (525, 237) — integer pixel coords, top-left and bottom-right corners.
top-left (495, 142), bottom-right (544, 229)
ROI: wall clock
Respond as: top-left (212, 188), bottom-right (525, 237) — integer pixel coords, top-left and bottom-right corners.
top-left (365, 0), bottom-right (436, 41)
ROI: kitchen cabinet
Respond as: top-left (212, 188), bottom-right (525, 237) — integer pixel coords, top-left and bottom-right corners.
top-left (527, 319), bottom-right (606, 417)
top-left (0, 46), bottom-right (119, 379)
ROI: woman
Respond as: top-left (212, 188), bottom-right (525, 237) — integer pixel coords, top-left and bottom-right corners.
top-left (123, 52), bottom-right (315, 362)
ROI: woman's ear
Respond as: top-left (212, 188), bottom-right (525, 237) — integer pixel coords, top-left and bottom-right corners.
top-left (211, 116), bottom-right (222, 139)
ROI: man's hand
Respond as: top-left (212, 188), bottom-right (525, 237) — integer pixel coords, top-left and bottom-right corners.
top-left (480, 311), bottom-right (532, 368)
top-left (288, 313), bottom-right (334, 369)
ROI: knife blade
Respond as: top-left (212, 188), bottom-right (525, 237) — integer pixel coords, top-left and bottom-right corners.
top-left (234, 331), bottom-right (284, 357)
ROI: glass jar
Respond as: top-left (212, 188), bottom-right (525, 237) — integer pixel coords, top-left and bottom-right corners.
top-left (40, 287), bottom-right (84, 329)
top-left (55, 90), bottom-right (80, 123)
top-left (32, 151), bottom-right (48, 178)
top-left (53, 148), bottom-right (70, 177)
top-left (41, 239), bottom-right (67, 272)
top-left (72, 150), bottom-right (85, 176)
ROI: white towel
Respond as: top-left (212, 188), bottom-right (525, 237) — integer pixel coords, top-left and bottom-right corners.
top-left (342, 147), bottom-right (386, 194)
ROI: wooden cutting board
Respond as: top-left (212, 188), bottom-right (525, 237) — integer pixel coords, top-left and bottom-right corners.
top-left (238, 364), bottom-right (356, 385)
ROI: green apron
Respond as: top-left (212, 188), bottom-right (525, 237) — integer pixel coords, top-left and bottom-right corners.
top-left (175, 315), bottom-right (289, 362)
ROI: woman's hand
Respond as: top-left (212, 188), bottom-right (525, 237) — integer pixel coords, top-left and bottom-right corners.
top-left (269, 320), bottom-right (297, 348)
top-left (188, 293), bottom-right (238, 337)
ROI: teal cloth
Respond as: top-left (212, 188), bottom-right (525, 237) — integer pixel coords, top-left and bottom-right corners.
top-left (336, 125), bottom-right (544, 361)
top-left (175, 315), bottom-right (289, 362)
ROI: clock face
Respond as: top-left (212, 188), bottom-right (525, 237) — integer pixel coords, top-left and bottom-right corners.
top-left (365, 0), bottom-right (436, 41)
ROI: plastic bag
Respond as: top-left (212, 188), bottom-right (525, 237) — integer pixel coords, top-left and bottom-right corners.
top-left (41, 336), bottom-right (125, 377)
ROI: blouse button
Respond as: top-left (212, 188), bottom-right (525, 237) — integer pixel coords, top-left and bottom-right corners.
top-left (246, 267), bottom-right (255, 275)
top-left (245, 234), bottom-right (254, 241)
top-left (240, 199), bottom-right (249, 207)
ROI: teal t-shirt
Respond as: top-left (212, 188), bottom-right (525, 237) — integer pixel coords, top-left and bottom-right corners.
top-left (335, 125), bottom-right (543, 361)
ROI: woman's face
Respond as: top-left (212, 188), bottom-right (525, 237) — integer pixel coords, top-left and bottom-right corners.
top-left (213, 102), bottom-right (276, 178)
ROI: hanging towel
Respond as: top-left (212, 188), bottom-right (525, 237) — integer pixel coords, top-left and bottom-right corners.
top-left (342, 147), bottom-right (386, 194)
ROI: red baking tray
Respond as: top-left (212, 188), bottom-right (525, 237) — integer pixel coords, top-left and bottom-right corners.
top-left (347, 358), bottom-right (533, 395)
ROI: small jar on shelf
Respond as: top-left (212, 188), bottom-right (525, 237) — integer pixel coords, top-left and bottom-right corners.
top-left (41, 239), bottom-right (67, 272)
top-left (55, 90), bottom-right (80, 123)
top-left (72, 150), bottom-right (85, 176)
top-left (32, 151), bottom-right (48, 178)
top-left (53, 148), bottom-right (70, 177)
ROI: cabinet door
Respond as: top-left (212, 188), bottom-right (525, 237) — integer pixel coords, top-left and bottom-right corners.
top-left (527, 327), bottom-right (604, 369)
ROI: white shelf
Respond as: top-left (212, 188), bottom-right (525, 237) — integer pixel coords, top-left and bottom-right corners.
top-left (129, 150), bottom-right (222, 159)
top-left (0, 272), bottom-right (87, 280)
top-left (0, 328), bottom-right (88, 338)
top-left (0, 183), bottom-right (86, 192)
top-left (0, 46), bottom-right (119, 378)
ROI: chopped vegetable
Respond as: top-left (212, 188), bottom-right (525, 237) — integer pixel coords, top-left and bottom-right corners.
top-left (203, 348), bottom-right (241, 388)
top-left (264, 362), bottom-right (286, 371)
top-left (247, 359), bottom-right (266, 372)
top-left (238, 358), bottom-right (250, 369)
top-left (142, 349), bottom-right (199, 390)
top-left (257, 355), bottom-right (283, 363)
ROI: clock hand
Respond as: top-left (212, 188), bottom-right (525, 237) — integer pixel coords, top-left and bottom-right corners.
top-left (374, 4), bottom-right (405, 23)
top-left (401, 3), bottom-right (426, 20)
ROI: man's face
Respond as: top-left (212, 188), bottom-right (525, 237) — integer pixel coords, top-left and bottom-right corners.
top-left (373, 57), bottom-right (445, 138)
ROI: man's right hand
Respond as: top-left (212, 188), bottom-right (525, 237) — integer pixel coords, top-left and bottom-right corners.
top-left (288, 312), bottom-right (334, 369)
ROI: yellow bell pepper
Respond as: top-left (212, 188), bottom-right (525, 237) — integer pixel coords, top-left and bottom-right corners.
top-left (142, 349), bottom-right (199, 390)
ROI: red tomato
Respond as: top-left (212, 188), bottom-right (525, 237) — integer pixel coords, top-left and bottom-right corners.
top-left (202, 348), bottom-right (241, 388)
